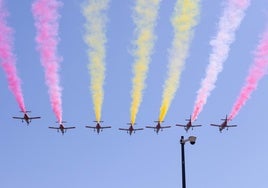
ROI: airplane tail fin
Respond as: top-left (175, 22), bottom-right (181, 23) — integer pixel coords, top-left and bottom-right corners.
top-left (221, 115), bottom-right (229, 121)
top-left (186, 115), bottom-right (192, 121)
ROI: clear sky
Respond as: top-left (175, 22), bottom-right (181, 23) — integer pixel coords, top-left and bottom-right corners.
top-left (1, 0), bottom-right (268, 188)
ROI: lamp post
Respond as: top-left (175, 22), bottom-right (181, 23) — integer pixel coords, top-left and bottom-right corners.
top-left (180, 136), bottom-right (197, 188)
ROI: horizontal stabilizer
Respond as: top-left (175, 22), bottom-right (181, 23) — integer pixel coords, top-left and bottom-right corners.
top-left (154, 120), bottom-right (164, 123)
top-left (56, 121), bottom-right (67, 123)
top-left (127, 123), bottom-right (136, 125)
top-left (20, 111), bottom-right (31, 113)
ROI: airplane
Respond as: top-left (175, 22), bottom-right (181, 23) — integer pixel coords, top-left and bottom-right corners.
top-left (48, 121), bottom-right (76, 135)
top-left (85, 121), bottom-right (111, 134)
top-left (146, 121), bottom-right (171, 134)
top-left (12, 111), bottom-right (41, 125)
top-left (119, 123), bottom-right (143, 135)
top-left (210, 115), bottom-right (237, 132)
top-left (176, 115), bottom-right (202, 132)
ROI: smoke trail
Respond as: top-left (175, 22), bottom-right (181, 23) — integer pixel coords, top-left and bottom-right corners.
top-left (192, 0), bottom-right (250, 121)
top-left (83, 0), bottom-right (109, 122)
top-left (158, 0), bottom-right (200, 122)
top-left (32, 0), bottom-right (63, 122)
top-left (228, 28), bottom-right (268, 120)
top-left (130, 0), bottom-right (161, 124)
top-left (0, 0), bottom-right (26, 112)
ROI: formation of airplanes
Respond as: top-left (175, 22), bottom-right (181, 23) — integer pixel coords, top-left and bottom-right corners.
top-left (12, 111), bottom-right (238, 135)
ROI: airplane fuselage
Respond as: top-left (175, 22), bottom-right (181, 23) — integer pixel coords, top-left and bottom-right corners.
top-left (128, 126), bottom-right (134, 135)
top-left (96, 123), bottom-right (101, 134)
top-left (23, 114), bottom-right (30, 124)
top-left (185, 121), bottom-right (192, 132)
top-left (154, 123), bottom-right (160, 133)
top-left (219, 121), bottom-right (228, 132)
top-left (155, 123), bottom-right (166, 133)
top-left (125, 125), bottom-right (140, 135)
top-left (59, 124), bottom-right (64, 134)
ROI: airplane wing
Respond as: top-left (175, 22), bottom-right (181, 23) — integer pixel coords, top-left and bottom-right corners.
top-left (176, 124), bottom-right (186, 127)
top-left (86, 126), bottom-right (111, 129)
top-left (12, 117), bottom-right (24, 120)
top-left (64, 127), bottom-right (76, 129)
top-left (145, 126), bottom-right (156, 129)
top-left (48, 127), bottom-right (59, 129)
top-left (210, 124), bottom-right (220, 127)
top-left (191, 125), bottom-right (202, 127)
top-left (29, 117), bottom-right (41, 120)
top-left (133, 128), bottom-right (144, 131)
top-left (226, 125), bottom-right (237, 127)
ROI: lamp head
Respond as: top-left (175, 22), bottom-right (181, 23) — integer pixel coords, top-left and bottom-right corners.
top-left (189, 136), bottom-right (196, 145)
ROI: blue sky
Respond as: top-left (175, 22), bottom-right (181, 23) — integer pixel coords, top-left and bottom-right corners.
top-left (1, 0), bottom-right (268, 188)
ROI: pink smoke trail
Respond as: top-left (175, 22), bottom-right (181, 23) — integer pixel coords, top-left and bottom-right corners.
top-left (32, 0), bottom-right (63, 122)
top-left (0, 0), bottom-right (26, 112)
top-left (192, 0), bottom-right (250, 121)
top-left (228, 29), bottom-right (268, 120)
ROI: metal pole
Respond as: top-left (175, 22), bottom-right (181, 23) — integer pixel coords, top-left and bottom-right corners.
top-left (180, 136), bottom-right (186, 188)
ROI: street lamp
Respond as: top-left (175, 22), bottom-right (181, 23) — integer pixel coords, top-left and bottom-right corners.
top-left (180, 136), bottom-right (197, 188)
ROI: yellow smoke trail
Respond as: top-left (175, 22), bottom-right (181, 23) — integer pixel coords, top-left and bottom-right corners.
top-left (83, 0), bottom-right (109, 121)
top-left (158, 0), bottom-right (200, 122)
top-left (130, 0), bottom-right (161, 124)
